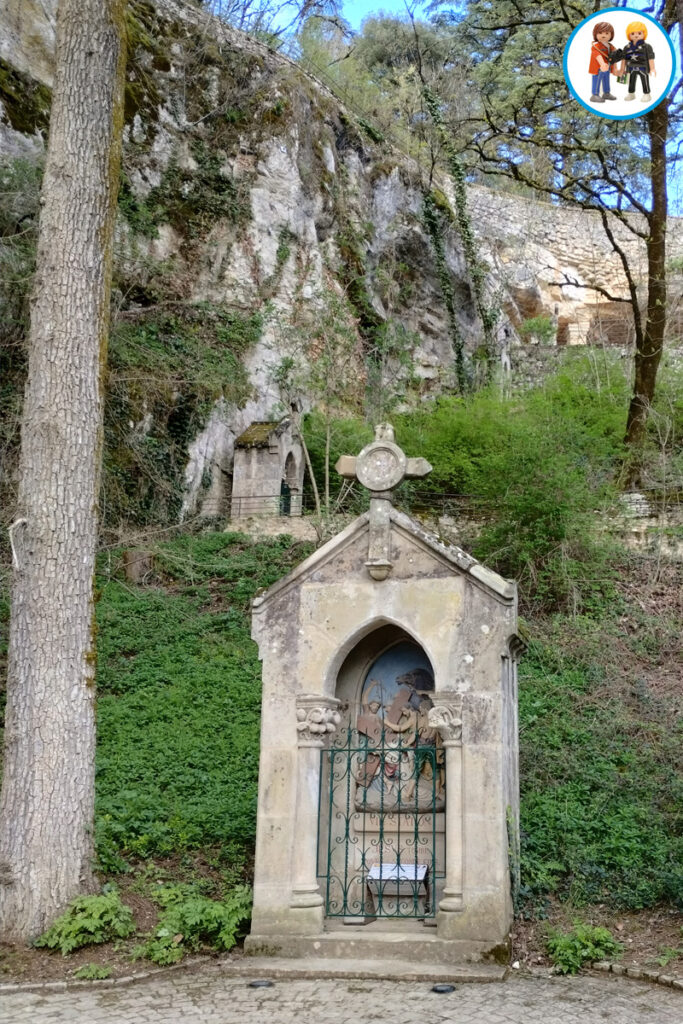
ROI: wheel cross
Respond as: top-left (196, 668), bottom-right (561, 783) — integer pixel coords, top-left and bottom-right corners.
top-left (336, 423), bottom-right (432, 580)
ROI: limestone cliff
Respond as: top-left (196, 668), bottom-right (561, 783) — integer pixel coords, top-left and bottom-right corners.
top-left (1, 0), bottom-right (681, 521)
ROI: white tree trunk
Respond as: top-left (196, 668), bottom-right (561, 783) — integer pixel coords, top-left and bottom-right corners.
top-left (0, 0), bottom-right (126, 942)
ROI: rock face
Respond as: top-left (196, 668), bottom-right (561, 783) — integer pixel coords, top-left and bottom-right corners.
top-left (0, 0), bottom-right (56, 86)
top-left (1, 0), bottom-right (681, 519)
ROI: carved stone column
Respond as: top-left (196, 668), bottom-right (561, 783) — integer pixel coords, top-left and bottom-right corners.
top-left (429, 693), bottom-right (464, 915)
top-left (290, 695), bottom-right (341, 909)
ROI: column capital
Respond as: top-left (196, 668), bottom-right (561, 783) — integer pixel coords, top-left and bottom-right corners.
top-left (429, 692), bottom-right (463, 747)
top-left (295, 694), bottom-right (341, 747)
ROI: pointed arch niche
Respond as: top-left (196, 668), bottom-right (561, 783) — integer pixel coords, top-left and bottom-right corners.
top-left (335, 623), bottom-right (435, 716)
top-left (247, 490), bottom-right (523, 957)
top-left (318, 624), bottom-right (446, 924)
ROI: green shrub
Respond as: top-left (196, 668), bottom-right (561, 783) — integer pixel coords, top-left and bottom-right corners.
top-left (519, 315), bottom-right (556, 345)
top-left (305, 353), bottom-right (632, 612)
top-left (73, 964), bottom-right (113, 980)
top-left (34, 889), bottom-right (134, 955)
top-left (546, 923), bottom-right (623, 974)
top-left (134, 887), bottom-right (252, 965)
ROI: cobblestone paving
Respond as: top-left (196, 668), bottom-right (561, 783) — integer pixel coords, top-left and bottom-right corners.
top-left (1, 970), bottom-right (682, 1024)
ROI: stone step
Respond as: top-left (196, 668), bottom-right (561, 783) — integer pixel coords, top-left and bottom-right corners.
top-left (231, 954), bottom-right (506, 983)
top-left (244, 928), bottom-right (506, 972)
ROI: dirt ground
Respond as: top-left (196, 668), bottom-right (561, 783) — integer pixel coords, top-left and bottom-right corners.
top-left (513, 901), bottom-right (683, 972)
top-left (1, 900), bottom-right (681, 985)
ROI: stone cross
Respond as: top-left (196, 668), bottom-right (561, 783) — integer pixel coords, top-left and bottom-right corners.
top-left (335, 423), bottom-right (432, 581)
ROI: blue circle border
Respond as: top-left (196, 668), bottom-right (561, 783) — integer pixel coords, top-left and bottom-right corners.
top-left (563, 7), bottom-right (676, 120)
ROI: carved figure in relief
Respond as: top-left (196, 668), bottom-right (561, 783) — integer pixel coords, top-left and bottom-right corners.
top-left (357, 686), bottom-right (383, 745)
top-left (384, 687), bottom-right (418, 745)
top-left (354, 645), bottom-right (442, 810)
top-left (362, 749), bottom-right (416, 809)
top-left (415, 697), bottom-right (445, 798)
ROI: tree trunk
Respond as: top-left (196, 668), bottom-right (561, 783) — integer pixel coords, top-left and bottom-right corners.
top-left (0, 0), bottom-right (127, 941)
top-left (291, 406), bottom-right (321, 516)
top-left (624, 99), bottom-right (668, 461)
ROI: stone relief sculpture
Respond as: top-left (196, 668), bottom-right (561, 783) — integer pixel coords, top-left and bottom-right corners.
top-left (351, 642), bottom-right (444, 811)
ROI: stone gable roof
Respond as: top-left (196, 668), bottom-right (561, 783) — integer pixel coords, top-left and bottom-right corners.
top-left (252, 507), bottom-right (516, 611)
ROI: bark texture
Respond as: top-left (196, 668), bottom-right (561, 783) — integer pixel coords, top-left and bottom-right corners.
top-left (0, 0), bottom-right (126, 941)
top-left (624, 99), bottom-right (668, 456)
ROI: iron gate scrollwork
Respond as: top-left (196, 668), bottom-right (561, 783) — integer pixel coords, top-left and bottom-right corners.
top-left (318, 727), bottom-right (445, 919)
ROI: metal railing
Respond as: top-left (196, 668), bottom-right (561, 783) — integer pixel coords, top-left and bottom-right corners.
top-left (229, 492), bottom-right (306, 517)
top-left (227, 489), bottom-right (496, 520)
top-left (318, 726), bottom-right (444, 920)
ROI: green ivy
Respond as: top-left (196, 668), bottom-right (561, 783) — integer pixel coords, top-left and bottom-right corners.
top-left (423, 85), bottom-right (498, 375)
top-left (0, 60), bottom-right (51, 136)
top-left (103, 305), bottom-right (260, 525)
top-left (357, 117), bottom-right (385, 144)
top-left (94, 534), bottom-right (312, 868)
top-left (119, 144), bottom-right (250, 241)
top-left (336, 222), bottom-right (384, 346)
top-left (422, 191), bottom-right (467, 392)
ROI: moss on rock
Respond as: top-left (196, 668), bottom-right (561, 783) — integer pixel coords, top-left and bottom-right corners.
top-left (0, 58), bottom-right (51, 135)
top-left (103, 304), bottom-right (260, 524)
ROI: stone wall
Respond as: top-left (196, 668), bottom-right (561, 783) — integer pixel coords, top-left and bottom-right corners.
top-left (468, 185), bottom-right (683, 347)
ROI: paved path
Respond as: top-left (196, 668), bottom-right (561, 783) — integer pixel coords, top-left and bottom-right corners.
top-left (1, 967), bottom-right (682, 1024)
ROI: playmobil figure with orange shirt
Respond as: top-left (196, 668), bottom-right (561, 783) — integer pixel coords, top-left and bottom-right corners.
top-left (588, 20), bottom-right (617, 103)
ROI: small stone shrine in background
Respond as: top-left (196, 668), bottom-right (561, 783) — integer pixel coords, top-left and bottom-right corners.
top-left (246, 425), bottom-right (524, 963)
top-left (230, 419), bottom-right (304, 518)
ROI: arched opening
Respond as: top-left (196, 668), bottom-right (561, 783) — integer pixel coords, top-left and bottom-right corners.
top-left (280, 450), bottom-right (300, 516)
top-left (335, 623), bottom-right (434, 717)
top-left (318, 625), bottom-right (444, 924)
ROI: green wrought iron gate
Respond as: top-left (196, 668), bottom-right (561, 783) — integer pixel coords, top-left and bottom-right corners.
top-left (318, 727), bottom-right (443, 919)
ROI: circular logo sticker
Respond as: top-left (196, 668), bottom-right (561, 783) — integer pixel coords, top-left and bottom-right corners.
top-left (563, 7), bottom-right (676, 119)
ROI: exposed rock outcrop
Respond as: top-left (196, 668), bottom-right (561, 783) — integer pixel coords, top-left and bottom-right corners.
top-left (1, 0), bottom-right (681, 519)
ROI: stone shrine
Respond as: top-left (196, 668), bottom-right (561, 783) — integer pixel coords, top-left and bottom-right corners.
top-left (230, 419), bottom-right (304, 518)
top-left (246, 425), bottom-right (524, 963)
